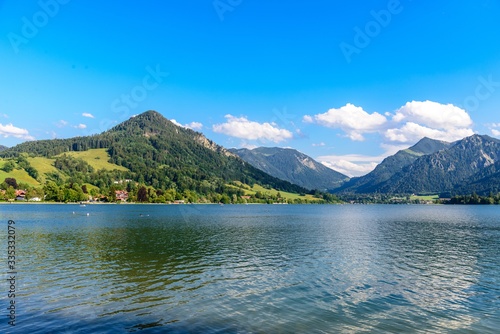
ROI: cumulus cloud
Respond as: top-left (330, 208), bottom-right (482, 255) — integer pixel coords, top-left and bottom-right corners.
top-left (0, 123), bottom-right (35, 140)
top-left (171, 119), bottom-right (203, 131)
top-left (74, 124), bottom-right (87, 129)
top-left (170, 119), bottom-right (183, 127)
top-left (385, 101), bottom-right (474, 143)
top-left (303, 103), bottom-right (387, 141)
top-left (213, 115), bottom-right (293, 143)
top-left (490, 123), bottom-right (500, 137)
top-left (385, 122), bottom-right (474, 143)
top-left (185, 122), bottom-right (203, 131)
top-left (318, 154), bottom-right (381, 177)
top-left (317, 144), bottom-right (411, 177)
top-left (82, 113), bottom-right (94, 118)
top-left (393, 101), bottom-right (472, 129)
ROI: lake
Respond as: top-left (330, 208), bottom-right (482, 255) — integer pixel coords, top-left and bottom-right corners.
top-left (1, 204), bottom-right (499, 333)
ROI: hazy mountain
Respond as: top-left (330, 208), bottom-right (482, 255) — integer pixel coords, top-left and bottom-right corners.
top-left (230, 147), bottom-right (349, 190)
top-left (337, 137), bottom-right (452, 193)
top-left (0, 145), bottom-right (8, 152)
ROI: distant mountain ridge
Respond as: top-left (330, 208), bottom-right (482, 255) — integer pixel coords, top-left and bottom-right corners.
top-left (230, 147), bottom-right (349, 190)
top-left (338, 137), bottom-right (452, 193)
top-left (336, 135), bottom-right (500, 195)
top-left (376, 135), bottom-right (500, 194)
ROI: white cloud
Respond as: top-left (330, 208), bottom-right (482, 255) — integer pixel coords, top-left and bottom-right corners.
top-left (240, 142), bottom-right (258, 150)
top-left (0, 123), bottom-right (35, 140)
top-left (74, 124), bottom-right (87, 129)
top-left (385, 122), bottom-right (474, 143)
top-left (489, 123), bottom-right (500, 138)
top-left (47, 130), bottom-right (57, 139)
top-left (303, 115), bottom-right (313, 123)
top-left (170, 119), bottom-right (183, 127)
top-left (82, 113), bottom-right (95, 118)
top-left (171, 119), bottom-right (203, 131)
top-left (312, 142), bottom-right (326, 147)
top-left (304, 103), bottom-right (387, 141)
top-left (317, 143), bottom-right (411, 177)
top-left (56, 120), bottom-right (68, 128)
top-left (185, 122), bottom-right (203, 131)
top-left (318, 155), bottom-right (380, 177)
top-left (213, 115), bottom-right (293, 143)
top-left (393, 100), bottom-right (472, 129)
top-left (384, 101), bottom-right (474, 143)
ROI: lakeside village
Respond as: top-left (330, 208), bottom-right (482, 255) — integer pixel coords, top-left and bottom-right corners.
top-left (0, 177), bottom-right (330, 204)
top-left (3, 176), bottom-right (500, 205)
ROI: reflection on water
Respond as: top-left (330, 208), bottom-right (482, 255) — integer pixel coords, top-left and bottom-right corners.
top-left (1, 204), bottom-right (499, 333)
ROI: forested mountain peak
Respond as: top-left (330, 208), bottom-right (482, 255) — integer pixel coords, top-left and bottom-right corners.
top-left (111, 110), bottom-right (179, 135)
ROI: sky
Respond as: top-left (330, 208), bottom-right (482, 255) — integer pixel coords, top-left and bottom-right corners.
top-left (1, 0), bottom-right (499, 177)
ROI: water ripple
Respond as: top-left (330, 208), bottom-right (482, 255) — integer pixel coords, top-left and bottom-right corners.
top-left (1, 204), bottom-right (499, 333)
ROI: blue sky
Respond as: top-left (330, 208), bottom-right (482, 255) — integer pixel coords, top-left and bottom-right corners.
top-left (1, 0), bottom-right (499, 176)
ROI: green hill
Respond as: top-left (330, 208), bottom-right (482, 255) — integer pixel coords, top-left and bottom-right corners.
top-left (0, 111), bottom-right (320, 203)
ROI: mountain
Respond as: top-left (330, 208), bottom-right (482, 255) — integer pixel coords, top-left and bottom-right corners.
top-left (230, 147), bottom-right (349, 190)
top-left (454, 160), bottom-right (500, 195)
top-left (337, 137), bottom-right (452, 193)
top-left (0, 111), bottom-right (309, 198)
top-left (340, 134), bottom-right (500, 195)
top-left (0, 145), bottom-right (8, 152)
top-left (375, 135), bottom-right (500, 194)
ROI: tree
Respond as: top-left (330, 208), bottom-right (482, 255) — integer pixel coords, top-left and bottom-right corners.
top-left (4, 186), bottom-right (16, 201)
top-left (137, 186), bottom-right (148, 202)
top-left (220, 194), bottom-right (231, 204)
top-left (43, 181), bottom-right (62, 202)
top-left (2, 161), bottom-right (15, 172)
top-left (27, 187), bottom-right (44, 201)
top-left (4, 178), bottom-right (18, 189)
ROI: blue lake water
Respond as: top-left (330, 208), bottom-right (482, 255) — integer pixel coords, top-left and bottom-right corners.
top-left (1, 204), bottom-right (499, 333)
